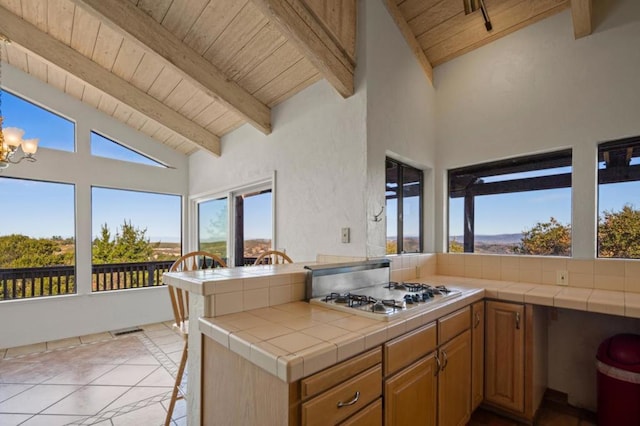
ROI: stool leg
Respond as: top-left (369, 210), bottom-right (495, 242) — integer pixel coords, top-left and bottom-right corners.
top-left (165, 341), bottom-right (188, 426)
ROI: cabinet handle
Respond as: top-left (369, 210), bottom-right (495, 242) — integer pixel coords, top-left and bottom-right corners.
top-left (435, 353), bottom-right (441, 376)
top-left (441, 350), bottom-right (448, 371)
top-left (337, 391), bottom-right (360, 408)
top-left (474, 311), bottom-right (481, 328)
top-left (515, 312), bottom-right (521, 330)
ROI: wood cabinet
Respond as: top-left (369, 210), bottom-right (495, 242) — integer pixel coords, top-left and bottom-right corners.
top-left (484, 300), bottom-right (548, 422)
top-left (301, 348), bottom-right (382, 426)
top-left (385, 353), bottom-right (438, 426)
top-left (437, 330), bottom-right (471, 426)
top-left (340, 399), bottom-right (382, 426)
top-left (471, 301), bottom-right (484, 411)
top-left (383, 306), bottom-right (474, 426)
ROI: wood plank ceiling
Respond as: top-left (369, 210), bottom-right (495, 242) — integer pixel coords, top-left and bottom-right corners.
top-left (387, 0), bottom-right (593, 83)
top-left (0, 0), bottom-right (593, 157)
top-left (0, 0), bottom-right (357, 156)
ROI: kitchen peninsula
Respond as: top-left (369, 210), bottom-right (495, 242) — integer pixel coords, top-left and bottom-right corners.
top-left (163, 256), bottom-right (640, 425)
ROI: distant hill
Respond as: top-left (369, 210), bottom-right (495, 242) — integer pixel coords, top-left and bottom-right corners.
top-left (450, 233), bottom-right (523, 244)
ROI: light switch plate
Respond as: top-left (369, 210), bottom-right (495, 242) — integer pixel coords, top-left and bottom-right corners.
top-left (341, 227), bottom-right (350, 243)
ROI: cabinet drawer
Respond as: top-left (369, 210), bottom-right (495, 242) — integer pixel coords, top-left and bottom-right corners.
top-left (384, 322), bottom-right (436, 377)
top-left (302, 365), bottom-right (382, 426)
top-left (438, 306), bottom-right (470, 344)
top-left (339, 398), bottom-right (382, 426)
top-left (301, 347), bottom-right (381, 399)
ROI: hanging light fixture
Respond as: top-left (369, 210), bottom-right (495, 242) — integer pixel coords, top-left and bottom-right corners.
top-left (463, 0), bottom-right (492, 31)
top-left (1, 35), bottom-right (39, 171)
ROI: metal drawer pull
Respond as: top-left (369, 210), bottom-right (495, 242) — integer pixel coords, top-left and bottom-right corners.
top-left (337, 391), bottom-right (360, 408)
top-left (435, 353), bottom-right (441, 376)
top-left (441, 350), bottom-right (449, 371)
top-left (474, 312), bottom-right (481, 328)
top-left (515, 312), bottom-right (521, 330)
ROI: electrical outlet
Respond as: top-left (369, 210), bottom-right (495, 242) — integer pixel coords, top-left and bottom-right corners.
top-left (341, 227), bottom-right (350, 243)
top-left (556, 270), bottom-right (569, 286)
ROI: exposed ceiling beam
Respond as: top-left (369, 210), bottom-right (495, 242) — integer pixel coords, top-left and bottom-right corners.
top-left (0, 4), bottom-right (221, 156)
top-left (72, 0), bottom-right (272, 135)
top-left (251, 0), bottom-right (355, 98)
top-left (383, 0), bottom-right (433, 84)
top-left (570, 0), bottom-right (593, 38)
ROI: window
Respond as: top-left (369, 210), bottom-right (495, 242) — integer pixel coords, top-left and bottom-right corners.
top-left (91, 187), bottom-right (181, 291)
top-left (448, 150), bottom-right (572, 256)
top-left (195, 181), bottom-right (273, 267)
top-left (598, 137), bottom-right (640, 258)
top-left (2, 89), bottom-right (75, 152)
top-left (91, 131), bottom-right (165, 167)
top-left (0, 177), bottom-right (75, 300)
top-left (386, 158), bottom-right (423, 254)
top-left (198, 196), bottom-right (228, 260)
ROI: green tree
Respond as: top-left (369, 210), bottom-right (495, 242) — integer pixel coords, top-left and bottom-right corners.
top-left (449, 240), bottom-right (463, 253)
top-left (0, 234), bottom-right (74, 267)
top-left (598, 205), bottom-right (640, 258)
top-left (515, 217), bottom-right (571, 256)
top-left (91, 220), bottom-right (154, 263)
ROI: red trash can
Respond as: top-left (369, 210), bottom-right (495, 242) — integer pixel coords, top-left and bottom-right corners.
top-left (596, 333), bottom-right (640, 426)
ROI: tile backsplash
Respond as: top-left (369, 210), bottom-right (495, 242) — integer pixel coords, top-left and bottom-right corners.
top-left (435, 253), bottom-right (640, 294)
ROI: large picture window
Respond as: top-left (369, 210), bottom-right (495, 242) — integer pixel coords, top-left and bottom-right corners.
top-left (448, 150), bottom-right (572, 256)
top-left (0, 177), bottom-right (75, 300)
top-left (91, 187), bottom-right (181, 291)
top-left (91, 131), bottom-right (166, 167)
top-left (196, 181), bottom-right (273, 267)
top-left (386, 158), bottom-right (423, 254)
top-left (598, 137), bottom-right (640, 258)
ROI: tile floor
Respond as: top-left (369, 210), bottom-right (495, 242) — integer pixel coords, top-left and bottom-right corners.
top-left (1, 323), bottom-right (594, 426)
top-left (0, 322), bottom-right (186, 426)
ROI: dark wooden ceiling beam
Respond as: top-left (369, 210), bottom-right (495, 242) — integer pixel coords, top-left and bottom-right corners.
top-left (72, 0), bottom-right (272, 135)
top-left (0, 4), bottom-right (221, 156)
top-left (251, 0), bottom-right (355, 98)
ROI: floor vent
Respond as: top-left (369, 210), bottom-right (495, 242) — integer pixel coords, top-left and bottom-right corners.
top-left (111, 327), bottom-right (143, 336)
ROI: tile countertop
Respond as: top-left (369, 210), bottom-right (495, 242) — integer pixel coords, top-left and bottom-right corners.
top-left (198, 275), bottom-right (640, 384)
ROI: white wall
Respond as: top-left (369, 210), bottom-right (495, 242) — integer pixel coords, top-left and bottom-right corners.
top-left (1, 65), bottom-right (188, 348)
top-left (364, 0), bottom-right (438, 257)
top-left (189, 0), bottom-right (437, 262)
top-left (433, 0), bottom-right (640, 411)
top-left (189, 78), bottom-right (368, 262)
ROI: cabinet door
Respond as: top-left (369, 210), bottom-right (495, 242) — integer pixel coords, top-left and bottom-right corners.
top-left (471, 301), bottom-right (485, 411)
top-left (485, 301), bottom-right (525, 413)
top-left (384, 353), bottom-right (437, 426)
top-left (438, 330), bottom-right (472, 426)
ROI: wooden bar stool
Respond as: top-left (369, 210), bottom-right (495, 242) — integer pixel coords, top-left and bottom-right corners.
top-left (253, 250), bottom-right (293, 265)
top-left (165, 251), bottom-right (227, 426)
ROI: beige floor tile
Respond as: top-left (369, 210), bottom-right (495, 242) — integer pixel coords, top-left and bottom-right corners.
top-left (137, 367), bottom-right (176, 387)
top-left (111, 400), bottom-right (167, 426)
top-left (122, 354), bottom-right (161, 366)
top-left (5, 342), bottom-right (47, 358)
top-left (20, 414), bottom-right (86, 425)
top-left (103, 386), bottom-right (171, 411)
top-left (0, 384), bottom-right (80, 413)
top-left (0, 361), bottom-right (67, 384)
top-left (44, 363), bottom-right (117, 385)
top-left (79, 332), bottom-right (113, 344)
top-left (0, 349), bottom-right (6, 359)
top-left (91, 364), bottom-right (158, 386)
top-left (0, 413), bottom-right (32, 426)
top-left (42, 385), bottom-right (130, 415)
top-left (0, 383), bottom-right (33, 403)
top-left (46, 337), bottom-right (81, 351)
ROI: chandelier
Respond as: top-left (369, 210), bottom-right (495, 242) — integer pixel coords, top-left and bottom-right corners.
top-left (1, 36), bottom-right (38, 170)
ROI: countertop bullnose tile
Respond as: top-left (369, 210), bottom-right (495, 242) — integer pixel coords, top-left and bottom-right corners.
top-left (588, 290), bottom-right (625, 316)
